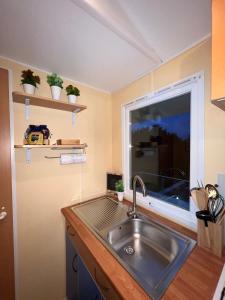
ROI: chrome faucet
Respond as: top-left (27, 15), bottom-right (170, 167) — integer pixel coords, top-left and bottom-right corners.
top-left (127, 175), bottom-right (147, 218)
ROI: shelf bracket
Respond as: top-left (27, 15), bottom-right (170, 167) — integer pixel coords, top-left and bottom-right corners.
top-left (72, 108), bottom-right (80, 126)
top-left (24, 98), bottom-right (30, 120)
top-left (72, 109), bottom-right (79, 126)
top-left (25, 148), bottom-right (31, 164)
top-left (72, 111), bottom-right (76, 126)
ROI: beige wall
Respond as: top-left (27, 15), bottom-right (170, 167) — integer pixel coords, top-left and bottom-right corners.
top-left (111, 39), bottom-right (225, 184)
top-left (0, 57), bottom-right (112, 300)
top-left (2, 37), bottom-right (225, 300)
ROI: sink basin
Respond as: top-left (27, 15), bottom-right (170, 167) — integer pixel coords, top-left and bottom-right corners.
top-left (72, 196), bottom-right (196, 299)
top-left (107, 215), bottom-right (195, 299)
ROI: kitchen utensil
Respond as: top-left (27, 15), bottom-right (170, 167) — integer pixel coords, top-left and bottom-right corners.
top-left (208, 197), bottom-right (215, 219)
top-left (197, 180), bottom-right (204, 188)
top-left (205, 184), bottom-right (219, 199)
top-left (208, 197), bottom-right (224, 222)
top-left (205, 184), bottom-right (224, 222)
top-left (196, 210), bottom-right (212, 246)
top-left (196, 210), bottom-right (214, 224)
top-left (195, 184), bottom-right (224, 257)
top-left (213, 196), bottom-right (225, 221)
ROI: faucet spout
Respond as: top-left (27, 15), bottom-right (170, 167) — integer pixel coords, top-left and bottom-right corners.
top-left (127, 175), bottom-right (146, 218)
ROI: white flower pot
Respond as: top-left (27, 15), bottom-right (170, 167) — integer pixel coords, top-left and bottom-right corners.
top-left (117, 192), bottom-right (124, 202)
top-left (23, 83), bottom-right (36, 95)
top-left (68, 94), bottom-right (77, 104)
top-left (50, 86), bottom-right (61, 100)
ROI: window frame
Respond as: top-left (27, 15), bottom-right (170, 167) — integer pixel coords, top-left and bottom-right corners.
top-left (122, 72), bottom-right (204, 230)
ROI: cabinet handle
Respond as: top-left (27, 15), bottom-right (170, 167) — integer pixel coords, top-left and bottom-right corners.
top-left (72, 254), bottom-right (78, 273)
top-left (67, 224), bottom-right (75, 236)
top-left (94, 267), bottom-right (110, 292)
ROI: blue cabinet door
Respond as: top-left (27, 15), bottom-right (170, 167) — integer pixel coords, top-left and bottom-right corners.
top-left (66, 234), bottom-right (102, 300)
top-left (66, 235), bottom-right (79, 300)
top-left (78, 256), bottom-right (102, 300)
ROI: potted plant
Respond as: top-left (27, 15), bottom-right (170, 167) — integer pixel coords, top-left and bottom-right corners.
top-left (21, 69), bottom-right (40, 95)
top-left (65, 85), bottom-right (80, 104)
top-left (47, 73), bottom-right (63, 100)
top-left (115, 180), bottom-right (124, 202)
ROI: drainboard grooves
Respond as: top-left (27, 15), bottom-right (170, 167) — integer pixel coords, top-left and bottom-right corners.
top-left (72, 197), bottom-right (128, 232)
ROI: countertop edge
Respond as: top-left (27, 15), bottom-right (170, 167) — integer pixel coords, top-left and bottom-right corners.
top-left (62, 198), bottom-right (225, 300)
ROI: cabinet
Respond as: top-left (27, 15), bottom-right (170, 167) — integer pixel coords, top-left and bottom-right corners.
top-left (66, 235), bottom-right (79, 300)
top-left (78, 256), bottom-right (103, 300)
top-left (66, 235), bottom-right (103, 300)
top-left (211, 0), bottom-right (225, 108)
top-left (66, 222), bottom-right (122, 300)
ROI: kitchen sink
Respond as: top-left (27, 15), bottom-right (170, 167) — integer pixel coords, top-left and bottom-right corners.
top-left (71, 196), bottom-right (196, 299)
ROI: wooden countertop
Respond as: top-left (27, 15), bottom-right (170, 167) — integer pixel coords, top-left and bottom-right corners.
top-left (62, 198), bottom-right (225, 300)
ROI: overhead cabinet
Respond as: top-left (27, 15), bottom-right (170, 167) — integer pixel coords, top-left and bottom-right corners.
top-left (211, 0), bottom-right (225, 110)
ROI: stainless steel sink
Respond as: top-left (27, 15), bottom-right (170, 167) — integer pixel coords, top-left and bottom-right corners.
top-left (71, 196), bottom-right (196, 299)
top-left (107, 215), bottom-right (195, 299)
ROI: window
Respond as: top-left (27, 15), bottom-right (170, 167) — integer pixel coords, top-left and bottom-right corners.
top-left (123, 74), bottom-right (204, 228)
top-left (131, 93), bottom-right (190, 210)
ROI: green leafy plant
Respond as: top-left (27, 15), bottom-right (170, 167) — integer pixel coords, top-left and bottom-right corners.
top-left (66, 85), bottom-right (80, 96)
top-left (47, 73), bottom-right (63, 88)
top-left (21, 69), bottom-right (40, 87)
top-left (115, 180), bottom-right (124, 192)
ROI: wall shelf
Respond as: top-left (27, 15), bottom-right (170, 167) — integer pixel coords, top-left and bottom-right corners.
top-left (211, 97), bottom-right (225, 111)
top-left (14, 144), bottom-right (87, 150)
top-left (14, 144), bottom-right (87, 163)
top-left (13, 91), bottom-right (88, 162)
top-left (12, 91), bottom-right (87, 113)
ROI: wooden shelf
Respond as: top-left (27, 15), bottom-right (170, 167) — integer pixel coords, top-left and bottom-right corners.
top-left (12, 91), bottom-right (87, 113)
top-left (14, 144), bottom-right (87, 150)
top-left (212, 97), bottom-right (225, 111)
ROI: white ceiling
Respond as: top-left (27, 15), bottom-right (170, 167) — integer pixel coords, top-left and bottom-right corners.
top-left (0, 0), bottom-right (211, 92)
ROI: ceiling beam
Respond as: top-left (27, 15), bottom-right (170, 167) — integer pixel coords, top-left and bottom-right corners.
top-left (72, 0), bottom-right (163, 64)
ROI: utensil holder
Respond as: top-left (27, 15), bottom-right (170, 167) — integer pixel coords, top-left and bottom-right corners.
top-left (197, 219), bottom-right (224, 257)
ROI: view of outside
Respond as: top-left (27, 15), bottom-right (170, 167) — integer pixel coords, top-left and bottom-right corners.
top-left (130, 93), bottom-right (191, 210)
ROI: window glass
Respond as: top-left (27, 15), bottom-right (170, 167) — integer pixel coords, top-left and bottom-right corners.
top-left (130, 93), bottom-right (190, 210)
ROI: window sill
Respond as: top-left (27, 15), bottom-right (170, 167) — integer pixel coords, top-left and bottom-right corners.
top-left (124, 191), bottom-right (197, 231)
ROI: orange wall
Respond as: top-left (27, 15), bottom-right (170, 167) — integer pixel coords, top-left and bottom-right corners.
top-left (212, 0), bottom-right (225, 99)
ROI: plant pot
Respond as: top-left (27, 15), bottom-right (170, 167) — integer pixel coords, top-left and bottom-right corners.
top-left (50, 86), bottom-right (61, 100)
top-left (68, 94), bottom-right (77, 104)
top-left (117, 192), bottom-right (124, 202)
top-left (23, 83), bottom-right (36, 95)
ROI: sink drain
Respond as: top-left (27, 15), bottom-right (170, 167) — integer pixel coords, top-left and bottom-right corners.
top-left (124, 245), bottom-right (135, 255)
